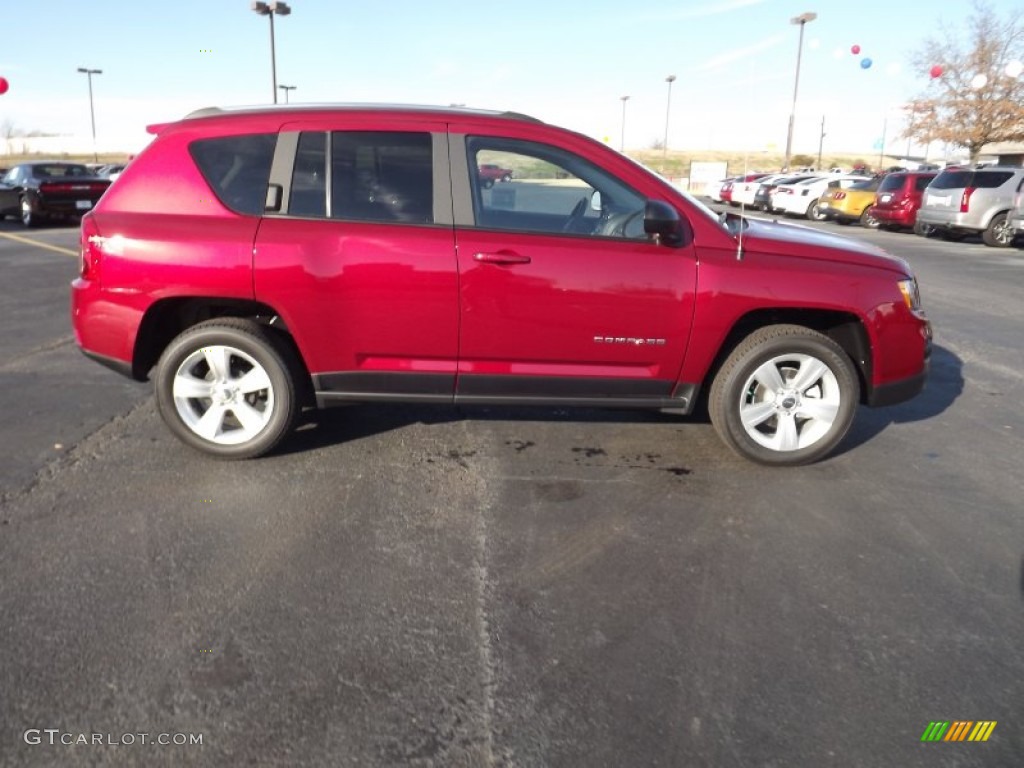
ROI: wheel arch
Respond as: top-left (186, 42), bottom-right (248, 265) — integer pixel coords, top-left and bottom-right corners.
top-left (701, 308), bottom-right (873, 406)
top-left (132, 297), bottom-right (312, 394)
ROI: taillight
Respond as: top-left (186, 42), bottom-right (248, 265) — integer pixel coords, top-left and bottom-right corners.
top-left (960, 187), bottom-right (976, 212)
top-left (79, 214), bottom-right (103, 282)
top-left (834, 192), bottom-right (846, 200)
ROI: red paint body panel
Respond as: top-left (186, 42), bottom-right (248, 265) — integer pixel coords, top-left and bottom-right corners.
top-left (253, 218), bottom-right (459, 376)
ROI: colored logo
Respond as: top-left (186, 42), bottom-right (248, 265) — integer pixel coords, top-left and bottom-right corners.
top-left (921, 721), bottom-right (996, 742)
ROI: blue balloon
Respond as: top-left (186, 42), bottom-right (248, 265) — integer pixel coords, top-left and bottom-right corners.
top-left (860, 57), bottom-right (873, 69)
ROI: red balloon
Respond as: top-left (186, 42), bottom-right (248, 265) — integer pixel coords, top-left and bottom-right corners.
top-left (0, 77), bottom-right (8, 95)
top-left (851, 44), bottom-right (861, 55)
top-left (929, 65), bottom-right (943, 79)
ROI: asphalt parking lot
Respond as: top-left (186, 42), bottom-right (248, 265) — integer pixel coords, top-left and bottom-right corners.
top-left (1, 215), bottom-right (1023, 767)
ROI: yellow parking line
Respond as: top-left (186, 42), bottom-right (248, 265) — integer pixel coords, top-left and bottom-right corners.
top-left (0, 231), bottom-right (79, 257)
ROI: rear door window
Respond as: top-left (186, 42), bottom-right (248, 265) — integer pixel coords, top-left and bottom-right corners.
top-left (973, 171), bottom-right (1013, 188)
top-left (190, 133), bottom-right (276, 215)
top-left (331, 132), bottom-right (433, 224)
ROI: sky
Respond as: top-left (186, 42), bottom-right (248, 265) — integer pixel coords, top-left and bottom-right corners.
top-left (1, 0), bottom-right (1020, 158)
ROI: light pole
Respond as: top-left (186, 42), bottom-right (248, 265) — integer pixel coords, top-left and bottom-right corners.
top-left (783, 11), bottom-right (816, 172)
top-left (251, 2), bottom-right (291, 104)
top-left (278, 84), bottom-right (296, 103)
top-left (619, 95), bottom-right (630, 152)
top-left (663, 75), bottom-right (676, 172)
top-left (76, 67), bottom-right (102, 163)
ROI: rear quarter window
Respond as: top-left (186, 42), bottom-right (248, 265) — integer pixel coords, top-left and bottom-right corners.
top-left (929, 170), bottom-right (973, 190)
top-left (189, 133), bottom-right (276, 215)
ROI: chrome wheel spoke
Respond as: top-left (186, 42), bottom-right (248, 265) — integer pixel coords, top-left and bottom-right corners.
top-left (203, 346), bottom-right (232, 381)
top-left (789, 357), bottom-right (828, 393)
top-left (235, 366), bottom-right (271, 395)
top-left (751, 360), bottom-right (785, 391)
top-left (230, 401), bottom-right (267, 436)
top-left (773, 412), bottom-right (800, 451)
top-left (195, 403), bottom-right (228, 441)
top-left (173, 373), bottom-right (215, 399)
top-left (740, 401), bottom-right (777, 429)
top-left (796, 398), bottom-right (839, 424)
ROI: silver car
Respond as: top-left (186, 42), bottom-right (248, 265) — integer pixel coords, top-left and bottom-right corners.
top-left (1008, 175), bottom-right (1024, 239)
top-left (916, 166), bottom-right (1024, 247)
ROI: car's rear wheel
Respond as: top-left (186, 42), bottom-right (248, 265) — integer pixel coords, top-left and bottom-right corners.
top-left (859, 207), bottom-right (879, 229)
top-left (155, 319), bottom-right (300, 459)
top-left (20, 197), bottom-right (41, 228)
top-left (982, 212), bottom-right (1013, 247)
top-left (709, 325), bottom-right (858, 466)
top-left (913, 220), bottom-right (935, 237)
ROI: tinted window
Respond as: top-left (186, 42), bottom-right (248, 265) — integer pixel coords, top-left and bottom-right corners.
top-left (929, 170), bottom-right (973, 190)
top-left (190, 133), bottom-right (276, 215)
top-left (289, 132), bottom-right (326, 218)
top-left (850, 179), bottom-right (878, 191)
top-left (973, 171), bottom-right (1014, 189)
top-left (877, 174), bottom-right (906, 193)
top-left (914, 175), bottom-right (935, 191)
top-left (331, 131), bottom-right (433, 224)
top-left (32, 164), bottom-right (90, 178)
top-left (466, 137), bottom-right (646, 239)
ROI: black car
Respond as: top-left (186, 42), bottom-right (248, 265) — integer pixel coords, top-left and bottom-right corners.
top-left (0, 162), bottom-right (110, 227)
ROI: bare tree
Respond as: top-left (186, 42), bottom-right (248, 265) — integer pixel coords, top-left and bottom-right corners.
top-left (904, 0), bottom-right (1024, 162)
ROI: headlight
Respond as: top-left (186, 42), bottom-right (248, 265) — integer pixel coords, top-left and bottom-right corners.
top-left (897, 277), bottom-right (922, 311)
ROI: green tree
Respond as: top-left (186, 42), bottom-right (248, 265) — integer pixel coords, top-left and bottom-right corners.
top-left (904, 0), bottom-right (1024, 161)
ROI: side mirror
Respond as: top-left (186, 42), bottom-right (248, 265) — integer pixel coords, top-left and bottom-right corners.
top-left (644, 200), bottom-right (685, 247)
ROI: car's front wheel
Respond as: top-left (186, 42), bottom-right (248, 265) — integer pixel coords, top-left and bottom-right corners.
top-left (709, 325), bottom-right (859, 466)
top-left (807, 200), bottom-right (826, 221)
top-left (155, 319), bottom-right (300, 459)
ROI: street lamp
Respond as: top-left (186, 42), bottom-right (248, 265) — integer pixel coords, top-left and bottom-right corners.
top-left (278, 84), bottom-right (296, 103)
top-left (619, 95), bottom-right (630, 152)
top-left (663, 75), bottom-right (676, 172)
top-left (76, 67), bottom-right (102, 163)
top-left (251, 1), bottom-right (291, 104)
top-left (782, 11), bottom-right (816, 172)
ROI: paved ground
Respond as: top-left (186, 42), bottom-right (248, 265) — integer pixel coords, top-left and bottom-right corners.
top-left (1, 215), bottom-right (1022, 767)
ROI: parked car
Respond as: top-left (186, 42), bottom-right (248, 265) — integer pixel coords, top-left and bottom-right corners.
top-left (728, 173), bottom-right (776, 207)
top-left (71, 104), bottom-right (930, 466)
top-left (754, 174), bottom-right (818, 211)
top-left (477, 163), bottom-right (513, 188)
top-left (916, 166), bottom-right (1024, 246)
top-left (0, 162), bottom-right (110, 227)
top-left (704, 177), bottom-right (731, 203)
top-left (773, 175), bottom-right (863, 220)
top-left (1008, 175), bottom-right (1024, 238)
top-left (868, 171), bottom-right (938, 233)
top-left (819, 176), bottom-right (882, 227)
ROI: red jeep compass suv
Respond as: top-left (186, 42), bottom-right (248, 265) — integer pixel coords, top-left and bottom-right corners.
top-left (71, 105), bottom-right (930, 466)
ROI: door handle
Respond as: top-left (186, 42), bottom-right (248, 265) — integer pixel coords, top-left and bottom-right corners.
top-left (473, 251), bottom-right (531, 265)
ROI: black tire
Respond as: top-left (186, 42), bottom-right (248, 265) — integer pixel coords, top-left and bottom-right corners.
top-left (20, 197), bottom-right (41, 228)
top-left (981, 212), bottom-right (1013, 247)
top-left (154, 319), bottom-right (300, 459)
top-left (807, 200), bottom-right (826, 221)
top-left (500, 173), bottom-right (512, 183)
top-left (708, 325), bottom-right (859, 466)
top-left (913, 220), bottom-right (935, 237)
top-left (859, 207), bottom-right (879, 229)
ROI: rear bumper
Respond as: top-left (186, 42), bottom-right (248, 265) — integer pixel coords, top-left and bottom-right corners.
top-left (870, 206), bottom-right (915, 227)
top-left (916, 208), bottom-right (980, 233)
